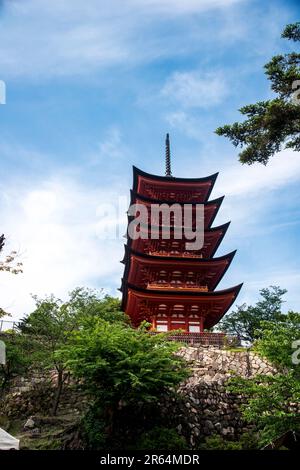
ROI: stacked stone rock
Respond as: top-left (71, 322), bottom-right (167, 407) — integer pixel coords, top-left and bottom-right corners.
top-left (162, 346), bottom-right (278, 447)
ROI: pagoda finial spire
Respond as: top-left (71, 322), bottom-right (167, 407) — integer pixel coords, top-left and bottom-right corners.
top-left (165, 133), bottom-right (172, 177)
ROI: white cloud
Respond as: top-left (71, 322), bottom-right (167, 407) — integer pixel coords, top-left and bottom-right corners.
top-left (162, 71), bottom-right (228, 108)
top-left (235, 269), bottom-right (300, 312)
top-left (207, 149), bottom-right (300, 235)
top-left (165, 111), bottom-right (202, 139)
top-left (0, 0), bottom-right (245, 79)
top-left (128, 0), bottom-right (244, 14)
top-left (0, 176), bottom-right (127, 322)
top-left (88, 127), bottom-right (127, 166)
top-left (215, 149), bottom-right (300, 198)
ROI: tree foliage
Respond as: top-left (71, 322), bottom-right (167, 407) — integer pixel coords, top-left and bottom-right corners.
top-left (228, 312), bottom-right (300, 446)
top-left (0, 331), bottom-right (40, 392)
top-left (0, 234), bottom-right (23, 318)
top-left (255, 311), bottom-right (300, 373)
top-left (219, 286), bottom-right (286, 343)
top-left (60, 318), bottom-right (188, 403)
top-left (59, 318), bottom-right (189, 448)
top-left (18, 287), bottom-right (127, 415)
top-left (216, 23), bottom-right (300, 165)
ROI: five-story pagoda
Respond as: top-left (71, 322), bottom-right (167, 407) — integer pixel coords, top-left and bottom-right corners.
top-left (121, 135), bottom-right (242, 335)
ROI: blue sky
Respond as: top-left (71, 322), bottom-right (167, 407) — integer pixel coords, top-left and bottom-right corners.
top-left (0, 0), bottom-right (299, 321)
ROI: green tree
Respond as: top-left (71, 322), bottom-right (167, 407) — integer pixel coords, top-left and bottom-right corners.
top-left (18, 288), bottom-right (126, 415)
top-left (0, 332), bottom-right (40, 392)
top-left (216, 23), bottom-right (300, 165)
top-left (0, 233), bottom-right (23, 318)
top-left (219, 286), bottom-right (286, 343)
top-left (59, 318), bottom-right (189, 448)
top-left (255, 311), bottom-right (300, 374)
top-left (229, 312), bottom-right (300, 446)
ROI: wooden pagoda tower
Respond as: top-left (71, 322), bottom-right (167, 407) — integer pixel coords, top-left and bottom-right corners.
top-left (121, 135), bottom-right (242, 334)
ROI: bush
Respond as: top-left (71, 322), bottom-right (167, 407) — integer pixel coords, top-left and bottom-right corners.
top-left (135, 427), bottom-right (187, 450)
top-left (199, 432), bottom-right (259, 450)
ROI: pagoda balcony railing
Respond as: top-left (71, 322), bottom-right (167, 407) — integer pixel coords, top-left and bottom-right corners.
top-left (149, 331), bottom-right (239, 347)
top-left (147, 283), bottom-right (209, 292)
top-left (148, 251), bottom-right (203, 258)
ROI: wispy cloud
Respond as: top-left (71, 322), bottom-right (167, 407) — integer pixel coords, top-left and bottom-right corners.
top-left (208, 149), bottom-right (300, 235)
top-left (0, 174), bottom-right (127, 320)
top-left (87, 127), bottom-right (129, 167)
top-left (0, 0), bottom-right (246, 79)
top-left (162, 71), bottom-right (228, 108)
top-left (235, 269), bottom-right (300, 311)
top-left (128, 0), bottom-right (244, 15)
top-left (215, 149), bottom-right (300, 198)
top-left (164, 111), bottom-right (203, 139)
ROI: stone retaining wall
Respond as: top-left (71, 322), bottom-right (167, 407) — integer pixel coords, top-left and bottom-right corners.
top-left (1, 345), bottom-right (283, 447)
top-left (162, 346), bottom-right (279, 447)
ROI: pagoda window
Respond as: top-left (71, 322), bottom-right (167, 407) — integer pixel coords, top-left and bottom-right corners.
top-left (172, 270), bottom-right (182, 278)
top-left (158, 303), bottom-right (167, 313)
top-left (159, 270), bottom-right (167, 279)
top-left (188, 324), bottom-right (201, 333)
top-left (173, 304), bottom-right (185, 313)
top-left (190, 305), bottom-right (199, 313)
top-left (156, 322), bottom-right (168, 332)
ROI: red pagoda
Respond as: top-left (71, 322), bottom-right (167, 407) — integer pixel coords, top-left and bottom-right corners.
top-left (121, 135), bottom-right (242, 334)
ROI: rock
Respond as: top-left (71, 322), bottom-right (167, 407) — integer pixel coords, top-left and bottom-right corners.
top-left (30, 428), bottom-right (41, 435)
top-left (214, 422), bottom-right (222, 432)
top-left (24, 417), bottom-right (35, 429)
top-left (204, 420), bottom-right (214, 431)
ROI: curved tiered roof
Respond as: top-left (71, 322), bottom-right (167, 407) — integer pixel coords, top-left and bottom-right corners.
top-left (121, 144), bottom-right (242, 332)
top-left (125, 222), bottom-right (231, 259)
top-left (123, 283), bottom-right (243, 330)
top-left (120, 248), bottom-right (236, 292)
top-left (132, 166), bottom-right (218, 203)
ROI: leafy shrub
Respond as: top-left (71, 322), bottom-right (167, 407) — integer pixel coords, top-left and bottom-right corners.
top-left (135, 426), bottom-right (187, 450)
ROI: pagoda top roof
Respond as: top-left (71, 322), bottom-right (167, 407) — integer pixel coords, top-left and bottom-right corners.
top-left (132, 166), bottom-right (218, 202)
top-left (133, 165), bottom-right (219, 186)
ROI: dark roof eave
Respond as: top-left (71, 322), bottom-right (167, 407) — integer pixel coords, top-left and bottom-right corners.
top-left (204, 283), bottom-right (243, 329)
top-left (126, 282), bottom-right (243, 298)
top-left (126, 247), bottom-right (236, 264)
top-left (132, 165), bottom-right (219, 191)
top-left (130, 189), bottom-right (225, 207)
